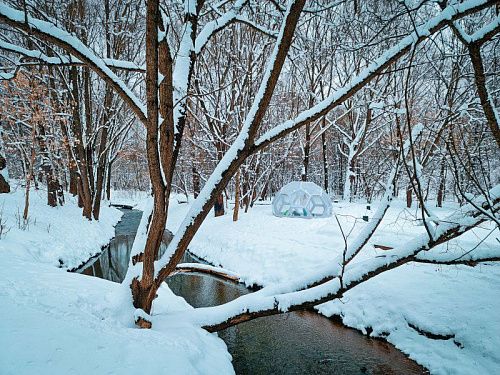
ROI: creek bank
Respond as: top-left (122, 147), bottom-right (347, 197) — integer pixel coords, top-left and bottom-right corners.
top-left (80, 208), bottom-right (427, 374)
top-left (179, 251), bottom-right (429, 373)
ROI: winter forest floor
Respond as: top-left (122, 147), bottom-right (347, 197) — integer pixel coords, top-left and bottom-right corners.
top-left (0, 185), bottom-right (233, 375)
top-left (1, 185), bottom-right (499, 374)
top-left (163, 195), bottom-right (500, 375)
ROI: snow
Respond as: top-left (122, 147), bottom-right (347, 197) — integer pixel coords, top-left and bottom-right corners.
top-left (0, 256), bottom-right (233, 375)
top-left (6, 186), bottom-right (493, 374)
top-left (164, 196), bottom-right (500, 374)
top-left (0, 3), bottom-right (147, 121)
top-left (0, 186), bottom-right (234, 374)
top-left (0, 184), bottom-right (122, 270)
top-left (254, 0), bottom-right (491, 148)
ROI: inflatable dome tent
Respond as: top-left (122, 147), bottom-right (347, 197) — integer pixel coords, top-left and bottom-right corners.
top-left (272, 181), bottom-right (333, 218)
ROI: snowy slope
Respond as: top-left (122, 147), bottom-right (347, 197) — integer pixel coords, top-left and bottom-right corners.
top-left (0, 187), bottom-right (234, 374)
top-left (0, 185), bottom-right (122, 269)
top-left (0, 255), bottom-right (233, 375)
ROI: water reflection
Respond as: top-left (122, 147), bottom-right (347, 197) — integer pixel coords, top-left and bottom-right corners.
top-left (168, 269), bottom-right (426, 375)
top-left (80, 209), bottom-right (142, 282)
top-left (80, 209), bottom-right (427, 375)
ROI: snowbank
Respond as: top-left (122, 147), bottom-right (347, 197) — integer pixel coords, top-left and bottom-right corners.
top-left (0, 185), bottom-right (122, 269)
top-left (0, 186), bottom-right (234, 374)
top-left (316, 262), bottom-right (500, 375)
top-left (165, 198), bottom-right (500, 374)
top-left (0, 256), bottom-right (233, 375)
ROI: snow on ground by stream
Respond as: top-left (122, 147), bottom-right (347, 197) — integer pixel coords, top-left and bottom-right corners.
top-left (0, 186), bottom-right (233, 374)
top-left (164, 196), bottom-right (500, 375)
top-left (0, 185), bottom-right (122, 270)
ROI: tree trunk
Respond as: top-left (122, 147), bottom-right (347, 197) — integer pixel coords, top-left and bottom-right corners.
top-left (130, 0), bottom-right (168, 319)
top-left (106, 160), bottom-right (113, 201)
top-left (436, 158), bottom-right (446, 207)
top-left (302, 122), bottom-right (310, 181)
top-left (92, 86), bottom-right (113, 220)
top-left (344, 158), bottom-right (355, 202)
top-left (70, 66), bottom-right (93, 220)
top-left (406, 183), bottom-right (413, 208)
top-left (192, 166), bottom-right (200, 198)
top-left (36, 122), bottom-right (60, 207)
top-left (69, 165), bottom-right (79, 195)
top-left (468, 43), bottom-right (500, 148)
top-left (233, 169), bottom-right (241, 221)
top-left (23, 138), bottom-right (36, 221)
top-left (0, 136), bottom-right (10, 193)
top-left (214, 194), bottom-right (225, 217)
top-left (321, 122), bottom-right (329, 193)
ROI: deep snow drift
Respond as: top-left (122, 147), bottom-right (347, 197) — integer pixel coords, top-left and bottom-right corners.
top-left (0, 186), bottom-right (233, 375)
top-left (164, 197), bottom-right (500, 375)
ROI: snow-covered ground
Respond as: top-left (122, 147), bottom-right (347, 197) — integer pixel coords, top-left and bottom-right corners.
top-left (165, 197), bottom-right (500, 375)
top-left (0, 186), bottom-right (233, 375)
top-left (4, 183), bottom-right (496, 374)
top-left (109, 189), bottom-right (151, 210)
top-left (0, 184), bottom-right (122, 269)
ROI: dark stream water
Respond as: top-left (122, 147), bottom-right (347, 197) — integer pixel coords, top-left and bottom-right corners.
top-left (79, 208), bottom-right (427, 374)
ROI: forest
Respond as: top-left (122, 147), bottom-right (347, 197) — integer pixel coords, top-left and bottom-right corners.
top-left (0, 0), bottom-right (499, 374)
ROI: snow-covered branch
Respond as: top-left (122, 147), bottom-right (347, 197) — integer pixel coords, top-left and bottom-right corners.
top-left (151, 0), bottom-right (307, 284)
top-left (166, 184), bottom-right (500, 332)
top-left (0, 40), bottom-right (145, 72)
top-left (252, 0), bottom-right (497, 152)
top-left (173, 263), bottom-right (240, 282)
top-left (0, 3), bottom-right (147, 124)
top-left (147, 0), bottom-right (495, 290)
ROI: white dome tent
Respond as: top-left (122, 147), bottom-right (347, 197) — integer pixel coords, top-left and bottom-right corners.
top-left (272, 181), bottom-right (333, 218)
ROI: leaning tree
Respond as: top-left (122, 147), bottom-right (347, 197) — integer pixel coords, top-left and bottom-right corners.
top-left (0, 0), bottom-right (498, 330)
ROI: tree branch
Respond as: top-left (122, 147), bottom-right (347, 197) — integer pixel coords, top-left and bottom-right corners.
top-left (252, 0), bottom-right (499, 153)
top-left (0, 3), bottom-right (147, 124)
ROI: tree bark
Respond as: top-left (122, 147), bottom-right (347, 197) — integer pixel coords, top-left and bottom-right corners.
top-left (192, 166), bottom-right (200, 198)
top-left (406, 183), bottom-right (412, 208)
top-left (468, 43), bottom-right (500, 148)
top-left (130, 0), bottom-right (166, 317)
top-left (214, 194), bottom-right (225, 217)
top-left (106, 159), bottom-right (113, 201)
top-left (321, 119), bottom-right (329, 193)
top-left (0, 132), bottom-right (10, 193)
top-left (70, 66), bottom-right (93, 219)
top-left (35, 121), bottom-right (60, 207)
top-left (436, 157), bottom-right (446, 207)
top-left (23, 129), bottom-right (37, 221)
top-left (92, 85), bottom-right (113, 220)
top-left (233, 169), bottom-right (241, 221)
top-left (302, 122), bottom-right (310, 181)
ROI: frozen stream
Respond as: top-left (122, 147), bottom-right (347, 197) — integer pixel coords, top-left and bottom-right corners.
top-left (78, 208), bottom-right (427, 374)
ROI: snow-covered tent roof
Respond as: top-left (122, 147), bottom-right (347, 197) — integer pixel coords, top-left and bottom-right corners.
top-left (272, 181), bottom-right (333, 218)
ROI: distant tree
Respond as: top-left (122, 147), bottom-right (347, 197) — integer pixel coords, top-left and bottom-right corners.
top-left (0, 0), bottom-right (498, 331)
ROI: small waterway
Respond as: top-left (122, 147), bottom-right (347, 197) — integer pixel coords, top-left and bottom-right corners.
top-left (79, 208), bottom-right (427, 374)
